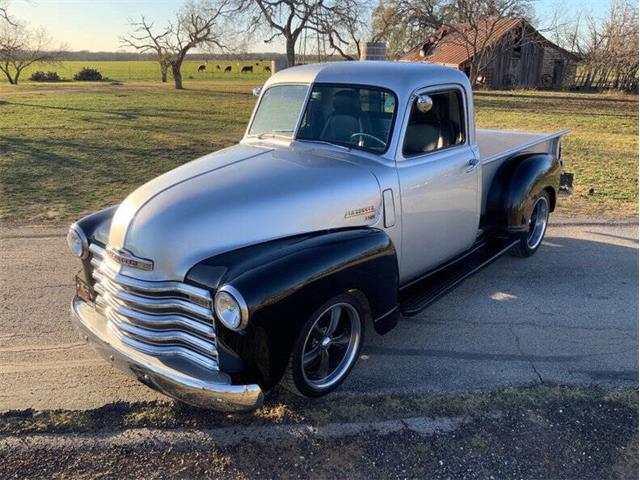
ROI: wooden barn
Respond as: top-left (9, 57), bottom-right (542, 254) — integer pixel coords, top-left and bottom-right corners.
top-left (400, 17), bottom-right (579, 89)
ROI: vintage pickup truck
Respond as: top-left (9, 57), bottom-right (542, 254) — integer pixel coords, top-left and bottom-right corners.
top-left (68, 62), bottom-right (568, 411)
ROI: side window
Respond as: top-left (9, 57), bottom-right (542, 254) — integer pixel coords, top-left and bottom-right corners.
top-left (402, 90), bottom-right (465, 157)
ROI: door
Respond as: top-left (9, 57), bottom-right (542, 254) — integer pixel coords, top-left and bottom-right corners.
top-left (396, 87), bottom-right (480, 283)
top-left (552, 60), bottom-right (564, 87)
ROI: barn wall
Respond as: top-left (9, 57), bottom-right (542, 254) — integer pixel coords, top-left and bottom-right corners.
top-left (540, 46), bottom-right (577, 87)
top-left (462, 28), bottom-right (576, 90)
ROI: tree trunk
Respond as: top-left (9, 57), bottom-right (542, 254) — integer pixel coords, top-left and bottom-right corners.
top-left (13, 69), bottom-right (20, 85)
top-left (0, 65), bottom-right (14, 84)
top-left (160, 65), bottom-right (168, 83)
top-left (172, 62), bottom-right (183, 89)
top-left (285, 36), bottom-right (296, 67)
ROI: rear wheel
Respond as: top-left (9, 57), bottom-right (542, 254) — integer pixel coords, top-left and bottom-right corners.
top-left (281, 294), bottom-right (364, 398)
top-left (510, 191), bottom-right (550, 258)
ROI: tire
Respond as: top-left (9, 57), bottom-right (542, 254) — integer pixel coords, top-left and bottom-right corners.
top-left (510, 190), bottom-right (550, 258)
top-left (281, 293), bottom-right (365, 398)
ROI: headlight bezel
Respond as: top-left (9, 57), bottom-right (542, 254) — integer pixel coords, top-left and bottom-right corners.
top-left (214, 285), bottom-right (249, 331)
top-left (67, 223), bottom-right (89, 259)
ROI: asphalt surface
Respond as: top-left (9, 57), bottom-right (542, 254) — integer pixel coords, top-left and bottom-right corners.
top-left (0, 222), bottom-right (637, 411)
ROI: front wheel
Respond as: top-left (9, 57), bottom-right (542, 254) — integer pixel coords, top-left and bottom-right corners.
top-left (510, 191), bottom-right (550, 258)
top-left (281, 294), bottom-right (364, 398)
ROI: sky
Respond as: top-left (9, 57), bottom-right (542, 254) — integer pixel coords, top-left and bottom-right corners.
top-left (10, 0), bottom-right (612, 52)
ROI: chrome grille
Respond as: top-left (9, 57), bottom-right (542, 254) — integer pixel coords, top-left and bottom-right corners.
top-left (88, 243), bottom-right (218, 370)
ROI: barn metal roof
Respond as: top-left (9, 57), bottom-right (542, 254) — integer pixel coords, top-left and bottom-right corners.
top-left (401, 17), bottom-right (524, 66)
top-left (400, 17), bottom-right (576, 67)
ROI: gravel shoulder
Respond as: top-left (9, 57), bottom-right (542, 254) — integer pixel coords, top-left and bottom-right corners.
top-left (1, 385), bottom-right (637, 480)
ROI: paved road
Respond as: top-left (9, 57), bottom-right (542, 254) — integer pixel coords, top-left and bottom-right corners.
top-left (0, 223), bottom-right (637, 411)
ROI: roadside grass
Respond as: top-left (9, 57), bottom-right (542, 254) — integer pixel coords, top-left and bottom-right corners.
top-left (474, 90), bottom-right (638, 219)
top-left (0, 383), bottom-right (636, 435)
top-left (0, 81), bottom-right (637, 224)
top-left (0, 81), bottom-right (257, 222)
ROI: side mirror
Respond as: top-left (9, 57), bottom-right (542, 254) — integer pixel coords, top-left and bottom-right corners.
top-left (252, 86), bottom-right (262, 97)
top-left (416, 95), bottom-right (433, 113)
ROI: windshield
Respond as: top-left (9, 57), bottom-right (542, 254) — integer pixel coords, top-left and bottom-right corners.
top-left (297, 85), bottom-right (397, 153)
top-left (248, 85), bottom-right (309, 138)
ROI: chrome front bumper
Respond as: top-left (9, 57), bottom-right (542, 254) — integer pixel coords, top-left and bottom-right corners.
top-left (71, 297), bottom-right (264, 412)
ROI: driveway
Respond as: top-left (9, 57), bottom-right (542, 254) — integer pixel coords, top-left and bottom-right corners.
top-left (0, 222), bottom-right (637, 411)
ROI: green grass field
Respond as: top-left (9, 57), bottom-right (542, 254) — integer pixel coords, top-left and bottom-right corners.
top-left (7, 60), bottom-right (272, 82)
top-left (0, 77), bottom-right (637, 224)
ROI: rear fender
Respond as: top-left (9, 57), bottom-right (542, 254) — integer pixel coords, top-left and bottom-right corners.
top-left (487, 153), bottom-right (560, 235)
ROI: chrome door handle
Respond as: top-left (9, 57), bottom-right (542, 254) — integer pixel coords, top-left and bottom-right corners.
top-left (466, 158), bottom-right (480, 173)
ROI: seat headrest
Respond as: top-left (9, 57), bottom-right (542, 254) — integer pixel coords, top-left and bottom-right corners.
top-left (333, 90), bottom-right (360, 115)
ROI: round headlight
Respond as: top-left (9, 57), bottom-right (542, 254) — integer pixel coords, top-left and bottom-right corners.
top-left (67, 225), bottom-right (88, 259)
top-left (214, 286), bottom-right (248, 331)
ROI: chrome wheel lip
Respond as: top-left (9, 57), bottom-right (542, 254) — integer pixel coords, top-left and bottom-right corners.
top-left (527, 196), bottom-right (549, 249)
top-left (301, 302), bottom-right (361, 391)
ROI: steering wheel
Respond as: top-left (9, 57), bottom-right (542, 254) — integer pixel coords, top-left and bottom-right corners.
top-left (349, 132), bottom-right (386, 148)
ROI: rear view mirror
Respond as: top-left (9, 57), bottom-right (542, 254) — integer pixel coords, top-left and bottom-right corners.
top-left (416, 95), bottom-right (433, 113)
top-left (252, 86), bottom-right (262, 97)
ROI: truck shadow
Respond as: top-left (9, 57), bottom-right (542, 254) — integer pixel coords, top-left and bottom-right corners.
top-left (355, 232), bottom-right (638, 391)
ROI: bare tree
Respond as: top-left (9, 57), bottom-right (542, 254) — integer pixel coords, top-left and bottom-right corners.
top-left (122, 0), bottom-right (238, 89)
top-left (0, 21), bottom-right (60, 84)
top-left (242, 0), bottom-right (323, 67)
top-left (309, 0), bottom-right (367, 60)
top-left (241, 0), bottom-right (365, 66)
top-left (561, 0), bottom-right (638, 92)
top-left (121, 18), bottom-right (172, 82)
top-left (0, 0), bottom-right (15, 26)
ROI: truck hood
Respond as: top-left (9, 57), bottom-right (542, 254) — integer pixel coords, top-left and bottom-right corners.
top-left (107, 144), bottom-right (383, 281)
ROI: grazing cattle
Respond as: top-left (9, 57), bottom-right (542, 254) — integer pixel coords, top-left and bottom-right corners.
top-left (255, 62), bottom-right (259, 66)
top-left (224, 66), bottom-right (232, 73)
top-left (197, 64), bottom-right (206, 72)
top-left (241, 65), bottom-right (253, 73)
top-left (216, 65), bottom-right (221, 70)
top-left (264, 65), bottom-right (271, 73)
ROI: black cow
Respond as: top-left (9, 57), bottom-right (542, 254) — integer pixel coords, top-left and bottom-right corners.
top-left (241, 65), bottom-right (254, 73)
top-left (216, 65), bottom-right (221, 70)
top-left (224, 66), bottom-right (232, 73)
top-left (264, 65), bottom-right (271, 73)
top-left (197, 64), bottom-right (206, 72)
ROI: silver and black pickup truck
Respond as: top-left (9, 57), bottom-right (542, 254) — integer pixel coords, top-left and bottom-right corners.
top-left (68, 61), bottom-right (568, 411)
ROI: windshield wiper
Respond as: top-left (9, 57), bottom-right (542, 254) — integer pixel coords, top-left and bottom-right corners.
top-left (255, 130), bottom-right (293, 139)
top-left (295, 138), bottom-right (351, 151)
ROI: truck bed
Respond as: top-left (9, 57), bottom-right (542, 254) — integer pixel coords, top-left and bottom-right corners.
top-left (476, 128), bottom-right (569, 214)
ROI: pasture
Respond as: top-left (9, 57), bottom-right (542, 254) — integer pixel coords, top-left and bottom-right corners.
top-left (8, 60), bottom-right (272, 82)
top-left (0, 76), bottom-right (637, 224)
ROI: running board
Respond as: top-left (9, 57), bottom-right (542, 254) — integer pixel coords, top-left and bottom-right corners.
top-left (399, 238), bottom-right (519, 316)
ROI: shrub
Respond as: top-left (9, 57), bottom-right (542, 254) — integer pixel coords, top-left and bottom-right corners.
top-left (29, 71), bottom-right (61, 82)
top-left (73, 67), bottom-right (102, 81)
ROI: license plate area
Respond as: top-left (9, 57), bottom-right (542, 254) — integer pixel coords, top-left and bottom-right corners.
top-left (76, 275), bottom-right (96, 303)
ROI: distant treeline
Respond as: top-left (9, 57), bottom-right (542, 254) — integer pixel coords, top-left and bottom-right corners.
top-left (56, 51), bottom-right (283, 61)
top-left (56, 51), bottom-right (343, 62)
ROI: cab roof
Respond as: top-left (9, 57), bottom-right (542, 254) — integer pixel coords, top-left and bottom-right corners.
top-left (264, 61), bottom-right (470, 96)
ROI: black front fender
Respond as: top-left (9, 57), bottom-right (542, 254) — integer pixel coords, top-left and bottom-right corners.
top-left (186, 228), bottom-right (399, 388)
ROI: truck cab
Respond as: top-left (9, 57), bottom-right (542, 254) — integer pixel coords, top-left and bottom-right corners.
top-left (68, 62), bottom-right (567, 411)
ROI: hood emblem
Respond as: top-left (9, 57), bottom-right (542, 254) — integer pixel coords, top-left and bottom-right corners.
top-left (107, 247), bottom-right (154, 271)
top-left (344, 205), bottom-right (376, 219)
